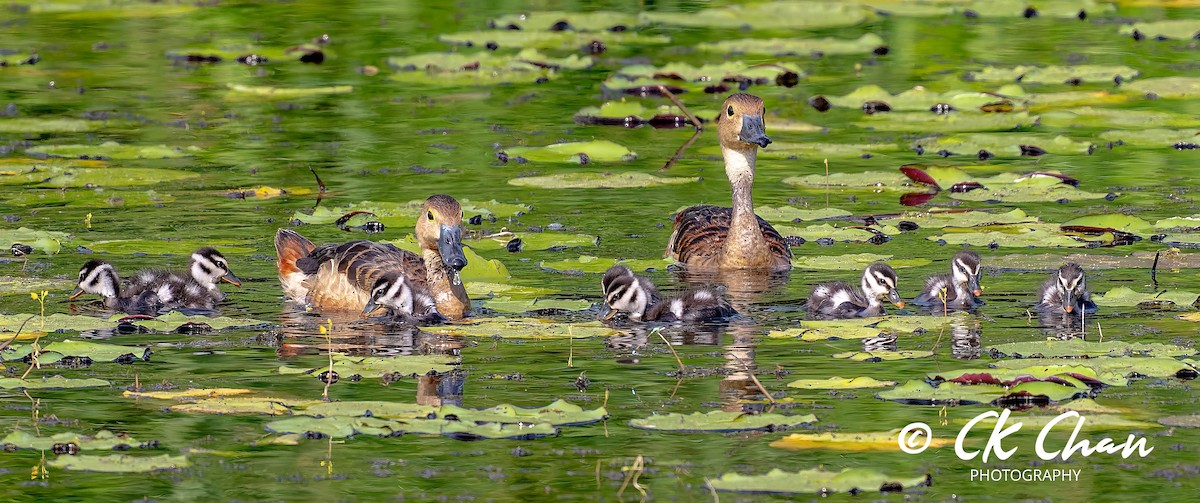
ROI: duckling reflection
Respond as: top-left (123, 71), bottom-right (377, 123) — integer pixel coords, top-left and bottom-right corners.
top-left (948, 316), bottom-right (983, 360)
top-left (275, 305), bottom-right (465, 358)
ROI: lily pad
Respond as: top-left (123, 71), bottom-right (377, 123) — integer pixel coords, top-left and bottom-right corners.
top-left (538, 255), bottom-right (670, 275)
top-left (629, 411), bottom-right (817, 432)
top-left (226, 83), bottom-right (352, 98)
top-left (857, 111), bottom-right (1040, 133)
top-left (128, 312), bottom-right (269, 331)
top-left (124, 388), bottom-right (253, 400)
top-left (298, 399), bottom-right (607, 426)
top-left (770, 430), bottom-right (953, 451)
top-left (1124, 77), bottom-right (1200, 99)
top-left (1159, 415), bottom-right (1200, 428)
top-left (1097, 128), bottom-right (1200, 147)
top-left (422, 318), bottom-right (619, 339)
top-left (278, 353), bottom-right (458, 378)
top-left (756, 206), bottom-right (852, 223)
top-left (640, 2), bottom-right (872, 30)
top-left (26, 142), bottom-right (201, 159)
top-left (698, 33), bottom-right (886, 56)
top-left (292, 199), bottom-right (530, 227)
top-left (930, 365), bottom-right (1115, 387)
top-left (480, 297), bottom-right (593, 313)
top-left (0, 276), bottom-right (76, 295)
top-left (880, 208), bottom-right (1037, 229)
top-left (988, 339), bottom-right (1196, 358)
top-left (439, 30), bottom-right (668, 50)
top-left (500, 140), bottom-right (636, 164)
top-left (264, 415), bottom-right (558, 440)
top-left (1119, 20), bottom-right (1200, 40)
top-left (473, 232), bottom-right (597, 252)
top-left (786, 376), bottom-right (896, 389)
top-left (1041, 107), bottom-right (1200, 129)
top-left (708, 467), bottom-right (928, 495)
top-left (1093, 287), bottom-right (1200, 308)
top-left (913, 133), bottom-right (1095, 156)
top-left (169, 397), bottom-right (297, 415)
top-left (574, 100), bottom-right (701, 126)
top-left (489, 11), bottom-right (638, 31)
top-left (1, 339), bottom-right (150, 364)
top-left (0, 228), bottom-right (68, 254)
top-left (790, 253), bottom-right (931, 270)
top-left (989, 357), bottom-right (1199, 382)
top-left (878, 379), bottom-right (1085, 405)
top-left (782, 170), bottom-right (912, 190)
top-left (47, 454), bottom-right (188, 473)
top-left (2, 430), bottom-right (146, 451)
top-left (1061, 214), bottom-right (1155, 235)
top-left (774, 223), bottom-right (893, 243)
top-left (0, 164), bottom-right (198, 188)
top-left (389, 50), bottom-right (593, 85)
top-left (0, 376), bottom-right (110, 389)
top-left (811, 84), bottom-right (1017, 112)
top-left (79, 239), bottom-right (254, 255)
top-left (0, 118), bottom-right (96, 134)
top-left (965, 65), bottom-right (1138, 84)
top-left (960, 413), bottom-right (1155, 429)
top-left (508, 172), bottom-right (698, 189)
top-left (928, 227), bottom-right (1086, 248)
top-left (384, 236), bottom-right (511, 282)
top-left (832, 350), bottom-right (934, 361)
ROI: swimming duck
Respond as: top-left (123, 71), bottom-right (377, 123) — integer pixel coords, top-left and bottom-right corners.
top-left (807, 263), bottom-right (904, 319)
top-left (123, 247), bottom-right (242, 306)
top-left (666, 93), bottom-right (792, 272)
top-left (1036, 262), bottom-right (1097, 314)
top-left (912, 250), bottom-right (983, 309)
top-left (275, 194), bottom-right (470, 320)
top-left (362, 271), bottom-right (444, 323)
top-left (600, 265), bottom-right (736, 322)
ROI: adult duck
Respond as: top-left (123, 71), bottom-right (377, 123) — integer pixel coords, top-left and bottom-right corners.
top-left (666, 93), bottom-right (791, 272)
top-left (275, 194), bottom-right (470, 320)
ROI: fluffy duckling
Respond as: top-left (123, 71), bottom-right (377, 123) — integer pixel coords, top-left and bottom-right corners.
top-left (1037, 263), bottom-right (1097, 314)
top-left (912, 250), bottom-right (983, 309)
top-left (275, 194), bottom-right (470, 320)
top-left (666, 93), bottom-right (792, 272)
top-left (123, 247), bottom-right (242, 308)
top-left (601, 266), bottom-right (736, 322)
top-left (807, 263), bottom-right (904, 319)
top-left (362, 272), bottom-right (444, 323)
top-left (69, 260), bottom-right (168, 314)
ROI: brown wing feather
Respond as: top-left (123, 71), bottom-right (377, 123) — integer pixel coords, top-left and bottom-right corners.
top-left (667, 205), bottom-right (791, 265)
top-left (280, 235), bottom-right (428, 311)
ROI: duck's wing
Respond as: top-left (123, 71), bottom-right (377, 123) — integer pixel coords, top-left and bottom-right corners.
top-left (666, 205), bottom-right (790, 266)
top-left (808, 282), bottom-right (868, 319)
top-left (306, 240), bottom-right (421, 292)
top-left (912, 274), bottom-right (951, 306)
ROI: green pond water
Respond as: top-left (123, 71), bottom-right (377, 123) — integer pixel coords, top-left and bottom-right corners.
top-left (2, 0), bottom-right (1200, 500)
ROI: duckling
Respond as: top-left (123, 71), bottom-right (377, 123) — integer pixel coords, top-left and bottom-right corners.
top-left (123, 247), bottom-right (242, 309)
top-left (1037, 263), bottom-right (1097, 314)
top-left (600, 265), bottom-right (736, 322)
top-left (362, 272), bottom-right (445, 323)
top-left (807, 263), bottom-right (904, 319)
top-left (666, 93), bottom-right (792, 272)
top-left (912, 250), bottom-right (983, 309)
top-left (68, 260), bottom-right (165, 315)
top-left (275, 194), bottom-right (470, 320)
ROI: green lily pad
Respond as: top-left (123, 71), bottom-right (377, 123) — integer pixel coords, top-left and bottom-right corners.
top-left (422, 318), bottom-right (619, 339)
top-left (1097, 128), bottom-right (1200, 147)
top-left (6, 189), bottom-right (176, 208)
top-left (292, 199), bottom-right (530, 227)
top-left (752, 141), bottom-right (905, 159)
top-left (832, 350), bottom-right (934, 361)
top-left (1155, 215), bottom-right (1200, 230)
top-left (988, 339), bottom-right (1196, 358)
top-left (1061, 214), bottom-right (1155, 235)
top-left (389, 50), bottom-right (593, 85)
top-left (1041, 107), bottom-right (1200, 129)
top-left (960, 413), bottom-right (1155, 429)
top-left (501, 140), bottom-right (636, 164)
top-left (640, 2), bottom-right (871, 30)
top-left (0, 228), bottom-right (68, 254)
top-left (465, 282), bottom-right (555, 300)
top-left (913, 133), bottom-right (1095, 156)
top-left (0, 276), bottom-right (76, 295)
top-left (1124, 77), bottom-right (1200, 99)
top-left (928, 227), bottom-right (1086, 248)
top-left (508, 172), bottom-right (698, 189)
top-left (965, 65), bottom-right (1138, 84)
top-left (770, 431), bottom-right (953, 451)
top-left (866, 0), bottom-right (1114, 18)
top-left (226, 83), bottom-right (353, 98)
top-left (489, 11), bottom-right (637, 31)
top-left (878, 379), bottom-right (1085, 405)
top-left (128, 312), bottom-right (269, 331)
top-left (1119, 20), bottom-right (1200, 40)
top-left (606, 62), bottom-right (805, 92)
top-left (539, 255), bottom-right (670, 274)
top-left (698, 33), bottom-right (885, 57)
top-left (0, 118), bottom-right (96, 134)
top-left (782, 170), bottom-right (912, 190)
top-left (0, 164), bottom-right (198, 188)
top-left (278, 353), bottom-right (458, 379)
top-left (629, 411), bottom-right (817, 432)
top-left (574, 100), bottom-right (699, 124)
top-left (299, 399), bottom-right (607, 426)
top-left (930, 365), bottom-right (1120, 387)
top-left (439, 30), bottom-right (668, 50)
top-left (2, 430), bottom-right (145, 451)
top-left (26, 142), bottom-right (201, 159)
top-left (767, 325), bottom-right (884, 341)
top-left (0, 376), bottom-right (110, 389)
top-left (949, 178), bottom-right (1112, 203)
top-left (856, 111), bottom-right (1040, 133)
top-left (473, 232), bottom-right (597, 252)
top-left (880, 208), bottom-right (1037, 229)
top-left (169, 397), bottom-right (297, 415)
top-left (813, 84), bottom-right (1016, 112)
top-left (708, 467), bottom-right (928, 495)
top-left (164, 42), bottom-right (331, 64)
top-left (787, 376), bottom-right (896, 389)
top-left (1093, 287), bottom-right (1200, 308)
top-left (481, 297), bottom-right (593, 313)
top-left (1, 339), bottom-right (150, 364)
top-left (790, 253), bottom-right (930, 270)
top-left (1159, 415), bottom-right (1200, 428)
top-left (264, 415), bottom-right (558, 440)
top-left (989, 357), bottom-right (1199, 383)
top-left (756, 206), bottom-right (852, 223)
top-left (47, 454), bottom-right (188, 473)
top-left (774, 223), bottom-right (893, 243)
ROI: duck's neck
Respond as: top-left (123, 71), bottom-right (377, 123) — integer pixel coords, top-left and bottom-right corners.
top-left (722, 145), bottom-right (767, 259)
top-left (423, 250), bottom-right (470, 320)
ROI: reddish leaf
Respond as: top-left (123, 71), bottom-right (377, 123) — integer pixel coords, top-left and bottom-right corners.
top-left (899, 165), bottom-right (940, 188)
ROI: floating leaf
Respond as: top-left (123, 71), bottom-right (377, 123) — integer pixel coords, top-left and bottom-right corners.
top-left (774, 223), bottom-right (892, 243)
top-left (1, 339), bottom-right (150, 364)
top-left (0, 376), bottom-right (110, 389)
top-left (422, 318), bottom-right (618, 339)
top-left (832, 350), bottom-right (934, 361)
top-left (1119, 20), bottom-right (1200, 40)
top-left (226, 83), bottom-right (352, 98)
top-left (127, 312), bottom-right (269, 331)
top-left (47, 454), bottom-right (188, 473)
top-left (878, 379), bottom-right (1085, 405)
top-left (629, 411), bottom-right (817, 432)
top-left (508, 172), bottom-right (698, 189)
top-left (786, 376), bottom-right (896, 389)
top-left (880, 209), bottom-right (1036, 229)
top-left (0, 228), bottom-right (67, 254)
top-left (989, 339), bottom-right (1196, 358)
top-left (538, 255), bottom-right (670, 274)
top-left (500, 140), bottom-right (636, 164)
top-left (124, 388), bottom-right (253, 400)
top-left (1093, 287), bottom-right (1200, 309)
top-left (489, 11), bottom-right (637, 31)
top-left (0, 276), bottom-right (75, 295)
top-left (1041, 107), bottom-right (1200, 129)
top-left (481, 297), bottom-right (593, 313)
top-left (770, 431), bottom-right (952, 451)
top-left (708, 467), bottom-right (928, 495)
top-left (790, 253), bottom-right (930, 270)
top-left (1159, 415), bottom-right (1200, 428)
top-left (753, 141), bottom-right (904, 159)
top-left (782, 170), bottom-right (912, 190)
top-left (965, 65), bottom-right (1138, 84)
top-left (960, 413), bottom-right (1155, 429)
top-left (928, 227), bottom-right (1086, 248)
top-left (756, 206), bottom-right (852, 223)
top-left (574, 100), bottom-right (701, 127)
top-left (913, 133), bottom-right (1094, 156)
top-left (640, 2), bottom-right (872, 30)
top-left (930, 366), bottom-right (1115, 387)
top-left (1060, 214), bottom-right (1155, 235)
top-left (698, 33), bottom-right (885, 56)
top-left (0, 164), bottom-right (198, 188)
top-left (606, 62), bottom-right (805, 93)
top-left (26, 142), bottom-right (201, 159)
top-left (856, 111), bottom-right (1040, 133)
top-left (465, 282), bottom-right (555, 300)
top-left (439, 30), bottom-right (668, 50)
top-left (169, 397), bottom-right (297, 415)
top-left (1097, 128), bottom-right (1200, 147)
top-left (80, 239), bottom-right (254, 255)
top-left (0, 118), bottom-right (96, 134)
top-left (473, 232), bottom-right (597, 252)
top-left (264, 415), bottom-right (558, 440)
top-left (389, 50), bottom-right (593, 85)
top-left (2, 430), bottom-right (146, 451)
top-left (292, 199), bottom-right (529, 227)
top-left (298, 399), bottom-right (607, 427)
top-left (1124, 77), bottom-right (1200, 99)
top-left (278, 353), bottom-right (458, 378)
top-left (767, 325), bottom-right (883, 341)
top-left (990, 357), bottom-right (1199, 382)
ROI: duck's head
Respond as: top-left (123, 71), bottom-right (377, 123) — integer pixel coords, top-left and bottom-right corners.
top-left (951, 250), bottom-right (983, 296)
top-left (862, 262), bottom-right (903, 308)
top-left (362, 272), bottom-right (442, 322)
top-left (717, 93), bottom-right (771, 151)
top-left (600, 265), bottom-right (653, 321)
top-left (190, 247), bottom-right (241, 289)
top-left (1054, 263), bottom-right (1087, 313)
top-left (70, 259), bottom-right (119, 300)
top-left (416, 194), bottom-right (467, 273)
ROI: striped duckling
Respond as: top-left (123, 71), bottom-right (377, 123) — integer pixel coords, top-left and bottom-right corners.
top-left (122, 247), bottom-right (242, 310)
top-left (600, 265), bottom-right (736, 323)
top-left (807, 263), bottom-right (904, 320)
top-left (1036, 263), bottom-right (1097, 314)
top-left (912, 250), bottom-right (983, 309)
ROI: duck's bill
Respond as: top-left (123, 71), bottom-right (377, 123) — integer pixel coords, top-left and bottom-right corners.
top-left (361, 300), bottom-right (380, 318)
top-left (600, 307), bottom-right (618, 321)
top-left (68, 287), bottom-right (85, 300)
top-left (221, 272), bottom-right (242, 287)
top-left (439, 225), bottom-right (468, 272)
top-left (969, 278), bottom-right (983, 297)
top-left (887, 290), bottom-right (905, 308)
top-left (738, 114), bottom-right (771, 148)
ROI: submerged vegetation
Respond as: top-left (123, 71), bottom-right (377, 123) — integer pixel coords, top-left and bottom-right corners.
top-left (2, 0), bottom-right (1200, 500)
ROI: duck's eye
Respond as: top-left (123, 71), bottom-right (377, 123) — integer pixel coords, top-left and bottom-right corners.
top-left (427, 210), bottom-right (434, 220)
top-left (726, 106), bottom-right (734, 117)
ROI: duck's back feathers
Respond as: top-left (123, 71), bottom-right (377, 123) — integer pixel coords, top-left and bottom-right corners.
top-left (667, 204), bottom-right (791, 268)
top-left (648, 288), bottom-right (737, 322)
top-left (276, 229), bottom-right (429, 313)
top-left (276, 229), bottom-right (317, 301)
top-left (808, 281), bottom-right (873, 319)
top-left (912, 274), bottom-right (978, 308)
